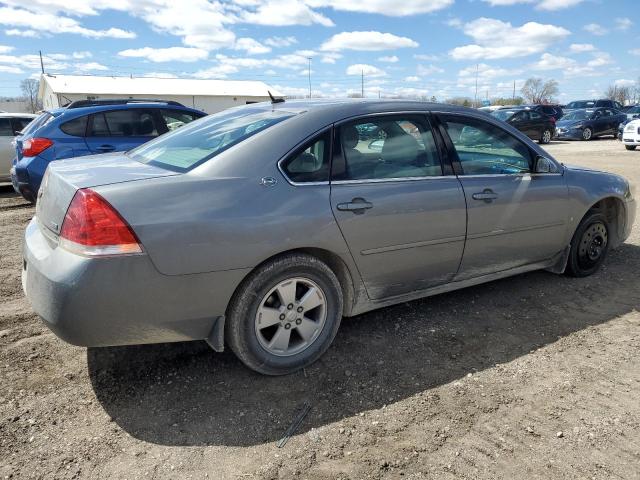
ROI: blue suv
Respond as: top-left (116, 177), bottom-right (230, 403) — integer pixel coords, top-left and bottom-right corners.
top-left (12, 99), bottom-right (206, 202)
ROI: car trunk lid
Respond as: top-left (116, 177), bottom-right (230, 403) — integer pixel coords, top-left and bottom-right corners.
top-left (36, 152), bottom-right (178, 238)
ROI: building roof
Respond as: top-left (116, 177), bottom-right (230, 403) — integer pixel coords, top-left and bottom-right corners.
top-left (40, 74), bottom-right (281, 98)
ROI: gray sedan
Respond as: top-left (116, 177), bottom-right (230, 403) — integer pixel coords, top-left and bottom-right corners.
top-left (22, 100), bottom-right (636, 375)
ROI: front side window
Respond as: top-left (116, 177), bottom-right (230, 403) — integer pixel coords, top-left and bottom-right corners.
top-left (161, 109), bottom-right (201, 131)
top-left (281, 132), bottom-right (330, 183)
top-left (440, 116), bottom-right (532, 175)
top-left (334, 115), bottom-right (442, 181)
top-left (129, 108), bottom-right (294, 172)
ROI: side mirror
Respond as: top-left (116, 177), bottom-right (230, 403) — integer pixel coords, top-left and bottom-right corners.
top-left (534, 155), bottom-right (557, 174)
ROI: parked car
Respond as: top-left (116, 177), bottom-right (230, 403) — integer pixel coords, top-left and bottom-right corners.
top-left (11, 99), bottom-right (206, 202)
top-left (22, 100), bottom-right (635, 375)
top-left (621, 119), bottom-right (640, 150)
top-left (0, 113), bottom-right (37, 183)
top-left (564, 99), bottom-right (624, 110)
top-left (522, 104), bottom-right (564, 121)
top-left (556, 108), bottom-right (626, 140)
top-left (622, 104), bottom-right (640, 121)
top-left (491, 107), bottom-right (555, 144)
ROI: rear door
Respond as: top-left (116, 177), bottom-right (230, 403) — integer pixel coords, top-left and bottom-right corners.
top-left (330, 113), bottom-right (467, 299)
top-left (84, 108), bottom-right (163, 154)
top-left (437, 113), bottom-right (569, 280)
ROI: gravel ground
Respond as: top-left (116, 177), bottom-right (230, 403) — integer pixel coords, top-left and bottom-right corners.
top-left (1, 138), bottom-right (639, 480)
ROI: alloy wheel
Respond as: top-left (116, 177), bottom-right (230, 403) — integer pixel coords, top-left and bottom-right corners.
top-left (254, 277), bottom-right (327, 357)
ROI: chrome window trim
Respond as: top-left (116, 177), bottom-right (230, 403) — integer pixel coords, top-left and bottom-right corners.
top-left (332, 175), bottom-right (457, 185)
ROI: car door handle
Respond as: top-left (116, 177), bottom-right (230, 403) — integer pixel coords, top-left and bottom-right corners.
top-left (472, 190), bottom-right (499, 203)
top-left (96, 144), bottom-right (115, 152)
top-left (337, 198), bottom-right (373, 213)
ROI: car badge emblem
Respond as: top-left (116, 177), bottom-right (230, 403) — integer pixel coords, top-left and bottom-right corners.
top-left (260, 176), bottom-right (277, 187)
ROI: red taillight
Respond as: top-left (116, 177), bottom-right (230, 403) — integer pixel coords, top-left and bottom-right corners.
top-left (549, 116), bottom-right (556, 124)
top-left (22, 137), bottom-right (53, 157)
top-left (59, 189), bottom-right (142, 256)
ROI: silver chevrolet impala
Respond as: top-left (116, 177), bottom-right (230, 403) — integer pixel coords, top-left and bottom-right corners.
top-left (22, 100), bottom-right (636, 375)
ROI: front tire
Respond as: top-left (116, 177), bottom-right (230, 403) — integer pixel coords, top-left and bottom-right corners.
top-left (226, 253), bottom-right (343, 375)
top-left (582, 127), bottom-right (593, 141)
top-left (625, 145), bottom-right (636, 151)
top-left (566, 212), bottom-right (610, 277)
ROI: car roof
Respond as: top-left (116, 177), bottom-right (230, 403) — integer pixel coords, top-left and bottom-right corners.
top-left (46, 101), bottom-right (202, 118)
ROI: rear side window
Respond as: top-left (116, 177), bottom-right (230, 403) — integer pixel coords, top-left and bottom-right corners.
top-left (281, 132), bottom-right (330, 183)
top-left (60, 116), bottom-right (88, 136)
top-left (440, 115), bottom-right (532, 175)
top-left (89, 113), bottom-right (110, 136)
top-left (12, 118), bottom-right (34, 133)
top-left (161, 109), bottom-right (202, 131)
top-left (0, 118), bottom-right (12, 136)
top-left (128, 108), bottom-right (294, 172)
top-left (105, 110), bottom-right (159, 137)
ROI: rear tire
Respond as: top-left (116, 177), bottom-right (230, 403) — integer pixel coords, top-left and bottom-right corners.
top-left (226, 253), bottom-right (343, 375)
top-left (565, 212), bottom-right (610, 277)
top-left (625, 145), bottom-right (636, 151)
top-left (539, 128), bottom-right (552, 144)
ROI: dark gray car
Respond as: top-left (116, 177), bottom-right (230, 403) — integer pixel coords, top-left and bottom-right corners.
top-left (22, 100), bottom-right (636, 375)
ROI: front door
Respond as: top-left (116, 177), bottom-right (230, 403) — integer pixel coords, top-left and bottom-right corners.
top-left (437, 114), bottom-right (569, 280)
top-left (330, 114), bottom-right (467, 299)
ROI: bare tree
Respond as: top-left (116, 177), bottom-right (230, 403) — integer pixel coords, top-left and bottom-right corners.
top-left (521, 78), bottom-right (559, 104)
top-left (605, 84), bottom-right (632, 105)
top-left (20, 79), bottom-right (41, 113)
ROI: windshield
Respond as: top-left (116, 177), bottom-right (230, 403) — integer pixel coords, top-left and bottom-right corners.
top-left (129, 107), bottom-right (295, 172)
top-left (491, 109), bottom-right (519, 121)
top-left (562, 109), bottom-right (588, 121)
top-left (566, 101), bottom-right (595, 109)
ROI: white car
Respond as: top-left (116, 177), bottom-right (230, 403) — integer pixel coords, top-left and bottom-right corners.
top-left (0, 112), bottom-right (37, 183)
top-left (622, 119), bottom-right (640, 150)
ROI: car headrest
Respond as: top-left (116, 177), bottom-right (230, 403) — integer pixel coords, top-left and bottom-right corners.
top-left (342, 125), bottom-right (360, 149)
top-left (138, 118), bottom-right (154, 135)
top-left (382, 134), bottom-right (420, 165)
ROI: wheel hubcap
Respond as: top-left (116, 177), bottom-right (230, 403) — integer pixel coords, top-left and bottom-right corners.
top-left (543, 130), bottom-right (551, 143)
top-left (255, 277), bottom-right (327, 357)
top-left (577, 222), bottom-right (607, 269)
top-left (583, 129), bottom-right (591, 140)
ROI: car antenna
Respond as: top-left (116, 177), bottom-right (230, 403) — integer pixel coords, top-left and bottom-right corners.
top-left (268, 91), bottom-right (285, 104)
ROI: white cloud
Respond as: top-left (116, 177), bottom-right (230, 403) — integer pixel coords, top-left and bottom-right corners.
top-left (193, 64), bottom-right (239, 79)
top-left (457, 63), bottom-right (519, 86)
top-left (0, 7), bottom-right (136, 38)
top-left (0, 45), bottom-right (13, 54)
top-left (405, 76), bottom-right (420, 82)
top-left (615, 18), bottom-right (633, 31)
top-left (321, 31), bottom-right (419, 51)
top-left (583, 23), bottom-right (607, 36)
top-left (414, 53), bottom-right (440, 61)
top-left (0, 53), bottom-right (70, 71)
top-left (234, 37), bottom-right (271, 55)
top-left (530, 53), bottom-right (576, 71)
top-left (450, 18), bottom-right (570, 60)
top-left (320, 52), bottom-right (342, 64)
top-left (481, 0), bottom-right (584, 10)
top-left (4, 28), bottom-right (39, 37)
top-left (74, 62), bottom-right (109, 71)
top-left (72, 51), bottom-right (92, 59)
top-left (346, 64), bottom-right (387, 77)
top-left (614, 79), bottom-right (636, 88)
top-left (0, 64), bottom-right (23, 74)
top-left (264, 36), bottom-right (298, 48)
top-left (630, 48), bottom-right (640, 56)
top-left (309, 0), bottom-right (454, 16)
top-left (142, 72), bottom-right (178, 78)
top-left (241, 1), bottom-right (334, 27)
top-left (417, 64), bottom-right (444, 75)
top-left (118, 47), bottom-right (209, 63)
top-left (569, 43), bottom-right (595, 53)
top-left (378, 55), bottom-right (399, 63)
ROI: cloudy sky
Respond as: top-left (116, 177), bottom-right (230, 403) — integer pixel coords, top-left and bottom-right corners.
top-left (0, 0), bottom-right (638, 102)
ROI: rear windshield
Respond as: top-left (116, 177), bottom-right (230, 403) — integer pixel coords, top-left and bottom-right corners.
top-left (20, 112), bottom-right (53, 136)
top-left (128, 108), bottom-right (295, 172)
top-left (566, 101), bottom-right (595, 109)
top-left (491, 109), bottom-right (519, 121)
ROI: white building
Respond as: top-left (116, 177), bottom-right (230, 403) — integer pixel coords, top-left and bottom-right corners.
top-left (38, 74), bottom-right (281, 113)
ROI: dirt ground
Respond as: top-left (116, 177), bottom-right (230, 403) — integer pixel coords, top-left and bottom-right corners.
top-left (1, 138), bottom-right (639, 480)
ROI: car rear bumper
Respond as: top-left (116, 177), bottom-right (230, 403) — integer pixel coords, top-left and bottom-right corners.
top-left (22, 217), bottom-right (250, 347)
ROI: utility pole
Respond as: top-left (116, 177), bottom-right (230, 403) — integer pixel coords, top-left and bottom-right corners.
top-left (307, 57), bottom-right (312, 99)
top-left (361, 69), bottom-right (364, 98)
top-left (39, 50), bottom-right (44, 74)
top-left (473, 63), bottom-right (478, 108)
top-left (512, 80), bottom-right (516, 103)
